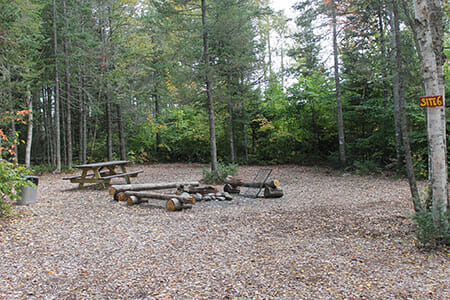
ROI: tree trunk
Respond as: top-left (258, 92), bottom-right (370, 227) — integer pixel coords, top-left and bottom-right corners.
top-left (117, 103), bottom-right (126, 160)
top-left (331, 0), bottom-right (346, 167)
top-left (389, 7), bottom-right (404, 171)
top-left (154, 89), bottom-right (161, 153)
top-left (228, 100), bottom-right (236, 164)
top-left (106, 92), bottom-right (113, 161)
top-left (24, 84), bottom-right (33, 167)
top-left (392, 0), bottom-right (420, 210)
top-left (63, 0), bottom-right (72, 169)
top-left (414, 0), bottom-right (447, 222)
top-left (53, 0), bottom-right (61, 172)
top-left (7, 66), bottom-right (18, 163)
top-left (377, 2), bottom-right (389, 108)
top-left (201, 0), bottom-right (218, 172)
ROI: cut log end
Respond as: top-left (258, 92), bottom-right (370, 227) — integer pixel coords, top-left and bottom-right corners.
top-left (127, 195), bottom-right (140, 206)
top-left (117, 192), bottom-right (127, 202)
top-left (166, 198), bottom-right (181, 211)
top-left (264, 186), bottom-right (284, 198)
top-left (166, 198), bottom-right (192, 211)
top-left (109, 186), bottom-right (117, 195)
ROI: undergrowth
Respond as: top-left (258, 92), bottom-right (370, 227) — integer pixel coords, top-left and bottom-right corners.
top-left (202, 163), bottom-right (238, 184)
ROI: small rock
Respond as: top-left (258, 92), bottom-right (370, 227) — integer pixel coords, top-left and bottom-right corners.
top-left (223, 192), bottom-right (233, 200)
top-left (193, 193), bottom-right (203, 201)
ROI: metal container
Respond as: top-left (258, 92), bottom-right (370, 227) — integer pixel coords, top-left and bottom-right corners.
top-left (17, 176), bottom-right (39, 205)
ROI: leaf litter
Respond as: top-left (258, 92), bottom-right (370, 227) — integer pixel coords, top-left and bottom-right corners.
top-left (0, 163), bottom-right (448, 299)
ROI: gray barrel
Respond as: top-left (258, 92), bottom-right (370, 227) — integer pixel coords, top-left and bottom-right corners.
top-left (17, 176), bottom-right (39, 205)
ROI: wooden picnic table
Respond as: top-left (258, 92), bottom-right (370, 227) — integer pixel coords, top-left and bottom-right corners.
top-left (63, 160), bottom-right (143, 188)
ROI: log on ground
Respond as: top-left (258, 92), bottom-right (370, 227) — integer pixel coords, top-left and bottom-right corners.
top-left (183, 185), bottom-right (219, 195)
top-left (224, 175), bottom-right (280, 189)
top-left (124, 191), bottom-right (195, 204)
top-left (127, 195), bottom-right (146, 206)
top-left (223, 183), bottom-right (240, 194)
top-left (109, 181), bottom-right (200, 195)
top-left (166, 198), bottom-right (193, 211)
top-left (263, 186), bottom-right (284, 198)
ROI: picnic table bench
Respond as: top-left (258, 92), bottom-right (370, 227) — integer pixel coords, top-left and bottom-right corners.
top-left (63, 160), bottom-right (143, 188)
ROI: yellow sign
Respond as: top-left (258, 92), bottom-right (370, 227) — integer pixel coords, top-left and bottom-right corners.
top-left (419, 95), bottom-right (444, 107)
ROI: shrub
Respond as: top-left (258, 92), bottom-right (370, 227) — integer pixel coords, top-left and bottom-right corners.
top-left (202, 163), bottom-right (239, 184)
top-left (413, 207), bottom-right (449, 248)
top-left (0, 160), bottom-right (33, 217)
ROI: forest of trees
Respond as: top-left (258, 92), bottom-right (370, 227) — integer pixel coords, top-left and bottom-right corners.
top-left (0, 0), bottom-right (448, 179)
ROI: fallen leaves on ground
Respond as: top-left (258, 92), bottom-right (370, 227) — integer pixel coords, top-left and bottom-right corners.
top-left (0, 164), bottom-right (448, 299)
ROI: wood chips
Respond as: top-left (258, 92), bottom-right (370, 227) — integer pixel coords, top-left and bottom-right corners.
top-left (0, 164), bottom-right (448, 299)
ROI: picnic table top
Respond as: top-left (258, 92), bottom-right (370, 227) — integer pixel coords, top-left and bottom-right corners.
top-left (73, 160), bottom-right (130, 169)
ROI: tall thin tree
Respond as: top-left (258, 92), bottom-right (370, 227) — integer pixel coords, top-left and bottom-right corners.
top-left (331, 0), bottom-right (346, 167)
top-left (53, 0), bottom-right (62, 172)
top-left (201, 0), bottom-right (218, 172)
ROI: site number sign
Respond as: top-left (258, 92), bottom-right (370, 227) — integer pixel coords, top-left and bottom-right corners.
top-left (419, 95), bottom-right (444, 107)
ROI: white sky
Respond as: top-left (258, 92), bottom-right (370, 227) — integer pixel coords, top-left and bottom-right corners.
top-left (270, 0), bottom-right (297, 17)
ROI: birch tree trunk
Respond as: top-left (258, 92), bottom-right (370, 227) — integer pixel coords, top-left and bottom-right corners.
top-left (201, 0), bottom-right (218, 172)
top-left (414, 0), bottom-right (447, 222)
top-left (331, 0), bottom-right (346, 167)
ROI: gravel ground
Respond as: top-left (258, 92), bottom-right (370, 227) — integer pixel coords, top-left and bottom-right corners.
top-left (0, 163), bottom-right (448, 299)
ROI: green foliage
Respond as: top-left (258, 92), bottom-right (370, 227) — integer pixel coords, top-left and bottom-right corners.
top-left (202, 163), bottom-right (239, 184)
top-left (413, 207), bottom-right (450, 248)
top-left (353, 160), bottom-right (381, 175)
top-left (0, 160), bottom-right (33, 217)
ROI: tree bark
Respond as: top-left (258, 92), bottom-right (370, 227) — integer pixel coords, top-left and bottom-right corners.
top-left (263, 186), bottom-right (284, 198)
top-left (224, 176), bottom-right (280, 189)
top-left (331, 0), bottom-right (346, 167)
top-left (109, 181), bottom-right (200, 195)
top-left (53, 0), bottom-right (62, 172)
top-left (117, 103), bottom-right (127, 160)
top-left (201, 0), bottom-right (218, 172)
top-left (124, 191), bottom-right (195, 204)
top-left (414, 0), bottom-right (447, 222)
top-left (224, 183), bottom-right (241, 194)
top-left (228, 100), bottom-right (236, 164)
top-left (63, 0), bottom-right (72, 169)
top-left (7, 65), bottom-right (18, 163)
top-left (392, 0), bottom-right (420, 210)
top-left (24, 84), bottom-right (33, 167)
top-left (166, 198), bottom-right (192, 211)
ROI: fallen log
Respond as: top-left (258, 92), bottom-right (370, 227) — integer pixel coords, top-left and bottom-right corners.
top-left (223, 183), bottom-right (240, 194)
top-left (124, 191), bottom-right (196, 205)
top-left (166, 198), bottom-right (192, 211)
top-left (263, 186), bottom-right (284, 198)
top-left (224, 175), bottom-right (280, 189)
top-left (126, 195), bottom-right (145, 206)
top-left (109, 181), bottom-right (200, 195)
top-left (183, 185), bottom-right (219, 195)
